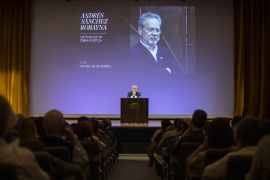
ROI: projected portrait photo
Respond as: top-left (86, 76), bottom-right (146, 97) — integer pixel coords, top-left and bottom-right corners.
top-left (129, 6), bottom-right (195, 75)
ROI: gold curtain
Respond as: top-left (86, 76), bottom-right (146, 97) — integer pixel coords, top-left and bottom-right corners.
top-left (0, 0), bottom-right (32, 117)
top-left (233, 0), bottom-right (270, 119)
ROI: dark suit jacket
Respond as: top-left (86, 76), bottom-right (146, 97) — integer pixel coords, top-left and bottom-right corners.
top-left (39, 136), bottom-right (75, 159)
top-left (127, 91), bottom-right (141, 98)
top-left (130, 43), bottom-right (183, 74)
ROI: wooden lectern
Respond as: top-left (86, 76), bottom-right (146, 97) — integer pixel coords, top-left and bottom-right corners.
top-left (120, 98), bottom-right (148, 124)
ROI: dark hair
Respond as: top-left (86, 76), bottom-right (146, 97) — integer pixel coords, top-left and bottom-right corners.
top-left (90, 118), bottom-right (100, 133)
top-left (78, 116), bottom-right (89, 122)
top-left (17, 118), bottom-right (38, 138)
top-left (34, 117), bottom-right (46, 137)
top-left (203, 120), bottom-right (211, 133)
top-left (181, 120), bottom-right (190, 131)
top-left (161, 119), bottom-right (172, 130)
top-left (192, 109), bottom-right (207, 128)
top-left (235, 116), bottom-right (265, 147)
top-left (103, 120), bottom-right (108, 129)
top-left (15, 114), bottom-right (24, 130)
top-left (231, 116), bottom-right (243, 127)
top-left (73, 121), bottom-right (93, 140)
top-left (174, 119), bottom-right (181, 127)
top-left (262, 119), bottom-right (270, 134)
top-left (177, 119), bottom-right (183, 132)
top-left (207, 118), bottom-right (234, 148)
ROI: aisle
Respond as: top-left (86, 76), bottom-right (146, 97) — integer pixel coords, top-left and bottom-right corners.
top-left (109, 154), bottom-right (161, 180)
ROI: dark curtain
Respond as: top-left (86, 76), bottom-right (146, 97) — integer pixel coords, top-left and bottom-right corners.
top-left (233, 0), bottom-right (270, 119)
top-left (0, 0), bottom-right (32, 117)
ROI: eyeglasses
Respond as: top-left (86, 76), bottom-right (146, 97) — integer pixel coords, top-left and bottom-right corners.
top-left (143, 27), bottom-right (162, 34)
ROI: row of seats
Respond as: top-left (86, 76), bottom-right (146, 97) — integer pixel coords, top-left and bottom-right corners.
top-left (158, 142), bottom-right (263, 180)
top-left (0, 138), bottom-right (119, 180)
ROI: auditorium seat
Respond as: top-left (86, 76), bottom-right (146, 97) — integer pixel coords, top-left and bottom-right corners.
top-left (225, 155), bottom-right (253, 180)
top-left (35, 152), bottom-right (54, 180)
top-left (186, 148), bottom-right (233, 180)
top-left (204, 148), bottom-right (233, 167)
top-left (19, 138), bottom-right (44, 152)
top-left (0, 164), bottom-right (17, 180)
top-left (171, 143), bottom-right (200, 180)
top-left (45, 146), bottom-right (71, 162)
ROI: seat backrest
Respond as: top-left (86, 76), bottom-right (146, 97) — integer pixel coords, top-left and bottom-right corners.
top-left (45, 146), bottom-right (71, 162)
top-left (225, 155), bottom-right (253, 180)
top-left (79, 141), bottom-right (94, 165)
top-left (19, 138), bottom-right (45, 152)
top-left (34, 152), bottom-right (54, 180)
top-left (0, 164), bottom-right (17, 180)
top-left (204, 148), bottom-right (233, 167)
top-left (178, 143), bottom-right (200, 180)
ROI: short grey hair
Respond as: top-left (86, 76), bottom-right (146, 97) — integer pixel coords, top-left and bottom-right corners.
top-left (132, 85), bottom-right (138, 88)
top-left (138, 12), bottom-right (162, 27)
top-left (43, 109), bottom-right (65, 134)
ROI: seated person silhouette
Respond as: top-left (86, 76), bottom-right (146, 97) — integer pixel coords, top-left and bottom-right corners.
top-left (127, 85), bottom-right (141, 98)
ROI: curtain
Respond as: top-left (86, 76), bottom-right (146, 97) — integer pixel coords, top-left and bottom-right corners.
top-left (233, 0), bottom-right (270, 119)
top-left (0, 0), bottom-right (32, 117)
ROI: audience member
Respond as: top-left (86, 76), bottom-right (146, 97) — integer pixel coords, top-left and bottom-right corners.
top-left (0, 96), bottom-right (50, 180)
top-left (40, 110), bottom-right (89, 168)
top-left (34, 117), bottom-right (46, 137)
top-left (91, 118), bottom-right (108, 147)
top-left (261, 119), bottom-right (270, 134)
top-left (202, 116), bottom-right (265, 180)
top-left (17, 118), bottom-right (38, 138)
top-left (102, 120), bottom-right (116, 142)
top-left (15, 113), bottom-right (24, 130)
top-left (168, 109), bottom-right (207, 156)
top-left (153, 119), bottom-right (188, 177)
top-left (77, 116), bottom-right (89, 122)
top-left (246, 134), bottom-right (270, 180)
top-left (153, 119), bottom-right (173, 143)
top-left (186, 118), bottom-right (235, 174)
top-left (203, 120), bottom-right (210, 134)
top-left (106, 119), bottom-right (120, 140)
top-left (158, 119), bottom-right (182, 145)
top-left (231, 116), bottom-right (243, 128)
top-left (74, 120), bottom-right (105, 152)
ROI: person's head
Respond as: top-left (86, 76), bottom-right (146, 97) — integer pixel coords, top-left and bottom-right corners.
top-left (231, 116), bottom-right (243, 128)
top-left (207, 118), bottom-right (234, 148)
top-left (176, 119), bottom-right (183, 132)
top-left (161, 119), bottom-right (172, 131)
top-left (138, 12), bottom-right (162, 48)
top-left (77, 116), bottom-right (89, 122)
top-left (0, 96), bottom-right (17, 137)
top-left (43, 110), bottom-right (65, 136)
top-left (17, 118), bottom-right (38, 138)
top-left (261, 119), bottom-right (270, 134)
top-left (106, 119), bottom-right (112, 128)
top-left (203, 120), bottom-right (211, 134)
top-left (234, 116), bottom-right (265, 149)
top-left (15, 113), bottom-right (24, 130)
top-left (131, 85), bottom-right (138, 93)
top-left (174, 119), bottom-right (181, 127)
top-left (90, 118), bottom-right (100, 133)
top-left (192, 109), bottom-right (207, 128)
top-left (103, 120), bottom-right (108, 129)
top-left (74, 121), bottom-right (93, 140)
top-left (98, 120), bottom-right (104, 130)
top-left (182, 118), bottom-right (191, 132)
top-left (34, 117), bottom-right (46, 137)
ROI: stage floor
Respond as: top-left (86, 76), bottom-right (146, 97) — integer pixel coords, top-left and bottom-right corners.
top-left (66, 119), bottom-right (168, 127)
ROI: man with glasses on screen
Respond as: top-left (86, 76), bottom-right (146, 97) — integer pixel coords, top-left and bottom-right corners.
top-left (130, 12), bottom-right (182, 74)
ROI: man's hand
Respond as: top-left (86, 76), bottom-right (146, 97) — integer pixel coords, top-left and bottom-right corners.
top-left (64, 127), bottom-right (76, 140)
top-left (132, 91), bottom-right (136, 96)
